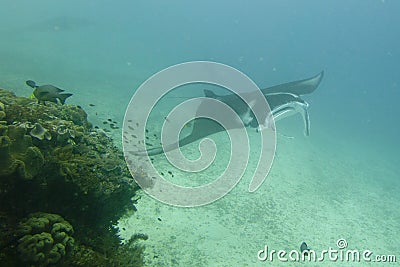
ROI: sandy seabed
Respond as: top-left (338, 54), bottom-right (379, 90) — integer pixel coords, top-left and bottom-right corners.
top-left (117, 121), bottom-right (399, 267)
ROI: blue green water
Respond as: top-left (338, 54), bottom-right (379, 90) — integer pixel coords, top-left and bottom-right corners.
top-left (1, 1), bottom-right (399, 266)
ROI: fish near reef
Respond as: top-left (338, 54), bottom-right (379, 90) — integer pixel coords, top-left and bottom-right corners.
top-left (26, 80), bottom-right (73, 105)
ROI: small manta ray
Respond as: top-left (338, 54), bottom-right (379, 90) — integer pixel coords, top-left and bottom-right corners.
top-left (133, 71), bottom-right (324, 156)
top-left (26, 80), bottom-right (73, 105)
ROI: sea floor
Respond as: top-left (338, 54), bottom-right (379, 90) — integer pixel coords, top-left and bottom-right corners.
top-left (116, 119), bottom-right (399, 266)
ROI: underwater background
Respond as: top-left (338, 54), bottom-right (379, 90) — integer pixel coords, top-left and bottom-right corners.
top-left (0, 0), bottom-right (399, 266)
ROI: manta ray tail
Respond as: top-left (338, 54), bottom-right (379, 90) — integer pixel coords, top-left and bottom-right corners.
top-left (131, 134), bottom-right (201, 156)
top-left (132, 118), bottom-right (223, 157)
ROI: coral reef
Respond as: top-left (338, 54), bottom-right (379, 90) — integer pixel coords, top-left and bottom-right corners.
top-left (30, 123), bottom-right (52, 141)
top-left (0, 124), bottom-right (44, 179)
top-left (16, 212), bottom-right (74, 266)
top-left (0, 101), bottom-right (5, 120)
top-left (0, 89), bottom-right (145, 266)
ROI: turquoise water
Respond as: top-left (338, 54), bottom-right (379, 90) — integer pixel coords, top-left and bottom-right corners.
top-left (1, 0), bottom-right (399, 266)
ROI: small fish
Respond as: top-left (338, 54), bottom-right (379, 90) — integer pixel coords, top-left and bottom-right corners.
top-left (136, 123), bottom-right (139, 127)
top-left (26, 80), bottom-right (72, 105)
top-left (300, 242), bottom-right (310, 255)
top-left (103, 121), bottom-right (108, 124)
top-left (145, 129), bottom-right (149, 133)
top-left (131, 134), bottom-right (137, 138)
top-left (145, 142), bottom-right (153, 146)
top-left (128, 126), bottom-right (134, 131)
top-left (108, 118), bottom-right (112, 122)
top-left (128, 119), bottom-right (132, 122)
top-left (94, 126), bottom-right (99, 129)
top-left (168, 171), bottom-right (173, 175)
top-left (89, 103), bottom-right (95, 107)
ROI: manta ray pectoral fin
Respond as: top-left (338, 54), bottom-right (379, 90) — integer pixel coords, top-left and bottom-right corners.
top-left (262, 71), bottom-right (324, 96)
top-left (272, 101), bottom-right (310, 136)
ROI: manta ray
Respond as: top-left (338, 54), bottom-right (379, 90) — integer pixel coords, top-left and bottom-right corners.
top-left (134, 71), bottom-right (324, 156)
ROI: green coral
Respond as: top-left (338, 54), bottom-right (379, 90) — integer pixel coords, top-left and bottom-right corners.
top-left (0, 88), bottom-right (138, 209)
top-left (0, 89), bottom-right (143, 266)
top-left (0, 124), bottom-right (44, 179)
top-left (0, 89), bottom-right (89, 128)
top-left (17, 212), bottom-right (74, 266)
top-left (0, 101), bottom-right (5, 120)
top-left (30, 123), bottom-right (52, 141)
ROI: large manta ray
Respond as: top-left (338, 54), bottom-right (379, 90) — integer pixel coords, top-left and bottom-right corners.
top-left (135, 71), bottom-right (324, 156)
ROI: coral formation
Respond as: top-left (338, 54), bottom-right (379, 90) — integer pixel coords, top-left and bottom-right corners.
top-left (17, 212), bottom-right (74, 266)
top-left (0, 124), bottom-right (44, 179)
top-left (0, 101), bottom-right (5, 120)
top-left (0, 88), bottom-right (137, 196)
top-left (0, 88), bottom-right (145, 266)
top-left (30, 123), bottom-right (52, 141)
